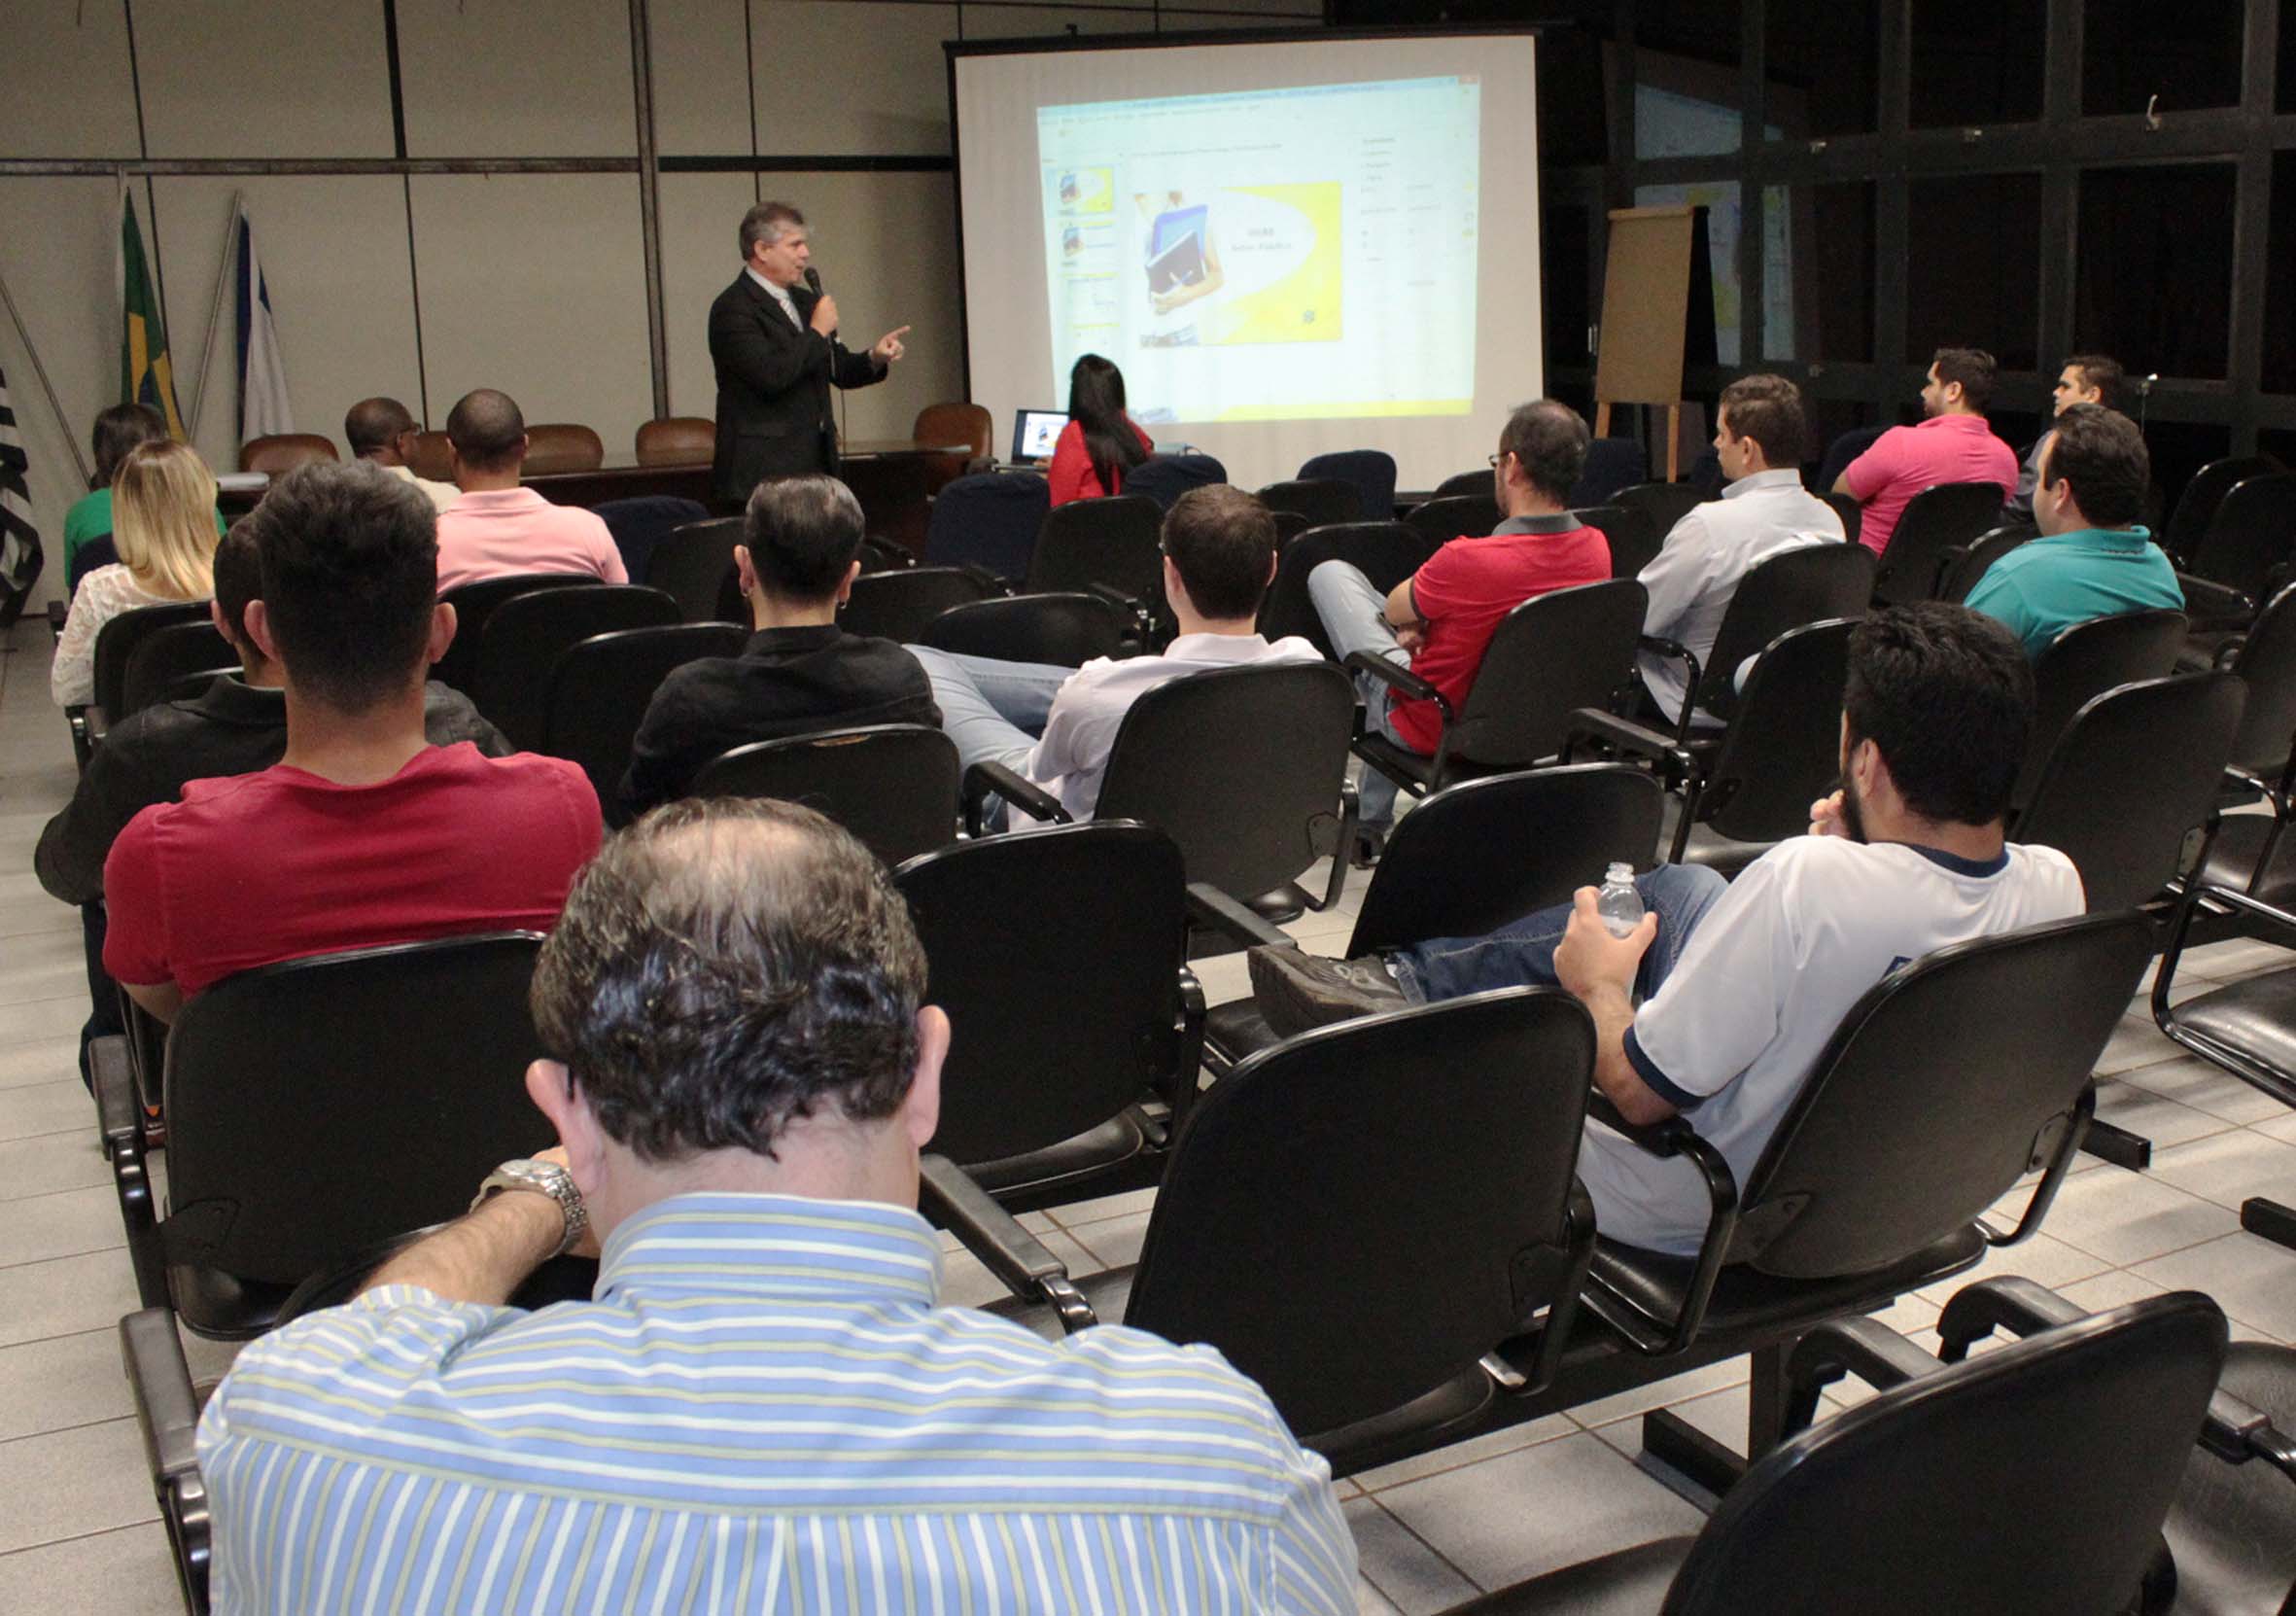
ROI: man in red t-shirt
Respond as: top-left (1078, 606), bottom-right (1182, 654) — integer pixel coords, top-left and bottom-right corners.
top-left (1836, 346), bottom-right (2020, 558)
top-left (1306, 400), bottom-right (1612, 860)
top-left (104, 462), bottom-right (603, 1021)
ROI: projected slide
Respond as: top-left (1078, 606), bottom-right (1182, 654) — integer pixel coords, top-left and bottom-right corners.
top-left (1038, 76), bottom-right (1480, 424)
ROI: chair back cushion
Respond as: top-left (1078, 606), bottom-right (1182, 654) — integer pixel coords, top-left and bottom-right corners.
top-left (2014, 606), bottom-right (2190, 805)
top-left (2161, 454), bottom-right (2278, 565)
top-left (1574, 504), bottom-right (1662, 580)
top-left (237, 434), bottom-right (338, 475)
top-left (592, 495), bottom-right (708, 584)
top-left (1612, 479), bottom-right (1707, 538)
top-left (1258, 520), bottom-right (1433, 654)
top-left (923, 472), bottom-right (1049, 581)
top-left (896, 823), bottom-right (1187, 1165)
top-left (1695, 542), bottom-right (1873, 720)
top-left (1696, 620), bottom-right (1860, 846)
top-left (632, 417), bottom-right (714, 467)
top-left (1406, 492), bottom-right (1506, 550)
top-left (1573, 439), bottom-right (1650, 508)
top-left (432, 573), bottom-right (595, 693)
top-left (1431, 470), bottom-right (1492, 501)
top-left (1120, 454), bottom-right (1225, 510)
top-left (1935, 521), bottom-right (2036, 605)
top-left (2188, 473), bottom-right (2296, 601)
top-left (121, 620), bottom-right (236, 720)
top-left (838, 567), bottom-right (992, 644)
top-left (690, 724), bottom-right (957, 865)
top-left (644, 517), bottom-right (747, 624)
top-left (1126, 988), bottom-right (1595, 1442)
top-left (1873, 481), bottom-right (2006, 605)
top-left (1025, 496), bottom-right (1163, 602)
top-left (92, 600), bottom-right (213, 714)
top-left (2227, 580), bottom-right (2296, 777)
top-left (1299, 450), bottom-right (1397, 519)
top-left (522, 423), bottom-right (606, 474)
top-left (915, 592), bottom-right (1129, 667)
top-left (541, 623), bottom-right (748, 814)
top-left (1444, 579), bottom-right (1648, 772)
top-left (1257, 478), bottom-right (1363, 529)
top-left (473, 584), bottom-right (680, 750)
top-left (913, 401), bottom-right (992, 458)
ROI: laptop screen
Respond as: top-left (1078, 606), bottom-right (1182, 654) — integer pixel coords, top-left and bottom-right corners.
top-left (1013, 408), bottom-right (1068, 464)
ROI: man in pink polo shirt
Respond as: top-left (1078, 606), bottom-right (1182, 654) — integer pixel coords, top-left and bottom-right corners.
top-left (433, 388), bottom-right (628, 593)
top-left (1836, 347), bottom-right (2020, 558)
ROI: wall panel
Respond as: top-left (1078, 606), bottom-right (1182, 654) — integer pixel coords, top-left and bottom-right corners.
top-left (649, 0), bottom-right (756, 156)
top-left (659, 172), bottom-right (763, 420)
top-left (0, 7), bottom-right (137, 157)
top-left (396, 0), bottom-right (638, 156)
top-left (748, 2), bottom-right (959, 155)
top-left (134, 0), bottom-right (394, 158)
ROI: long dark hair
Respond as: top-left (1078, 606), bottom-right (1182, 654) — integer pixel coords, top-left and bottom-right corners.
top-left (1067, 354), bottom-right (1146, 494)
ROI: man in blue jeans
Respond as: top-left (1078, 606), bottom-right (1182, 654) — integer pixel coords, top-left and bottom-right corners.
top-left (1248, 604), bottom-right (2087, 1255)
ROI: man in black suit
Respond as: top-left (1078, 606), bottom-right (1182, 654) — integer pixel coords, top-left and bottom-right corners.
top-left (709, 201), bottom-right (911, 509)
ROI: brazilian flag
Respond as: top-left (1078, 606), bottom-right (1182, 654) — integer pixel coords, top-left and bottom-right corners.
top-left (120, 191), bottom-right (186, 440)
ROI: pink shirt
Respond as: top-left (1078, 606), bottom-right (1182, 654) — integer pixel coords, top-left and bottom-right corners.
top-left (1842, 415), bottom-right (2019, 557)
top-left (433, 487), bottom-right (628, 593)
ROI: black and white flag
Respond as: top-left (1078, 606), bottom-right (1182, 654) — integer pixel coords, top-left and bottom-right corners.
top-left (0, 368), bottom-right (45, 626)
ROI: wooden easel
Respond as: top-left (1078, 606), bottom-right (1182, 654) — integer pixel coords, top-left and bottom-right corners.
top-left (1593, 205), bottom-right (1698, 483)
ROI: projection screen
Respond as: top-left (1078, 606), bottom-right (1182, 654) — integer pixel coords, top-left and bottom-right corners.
top-left (950, 29), bottom-right (1543, 492)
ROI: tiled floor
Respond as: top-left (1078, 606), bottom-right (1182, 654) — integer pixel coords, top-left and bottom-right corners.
top-left (1, 612), bottom-right (2293, 1614)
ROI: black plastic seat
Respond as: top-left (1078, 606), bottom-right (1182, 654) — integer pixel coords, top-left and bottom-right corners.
top-left (2161, 454), bottom-right (2281, 567)
top-left (1572, 438), bottom-right (1649, 507)
top-left (1352, 579), bottom-right (1649, 800)
top-left (593, 494), bottom-right (707, 585)
top-left (922, 470), bottom-right (1049, 582)
top-left (1641, 541), bottom-right (1874, 731)
top-left (93, 934), bottom-right (549, 1340)
top-left (1256, 476), bottom-right (1362, 529)
top-left (838, 566), bottom-right (994, 644)
top-left (2191, 583), bottom-right (2296, 902)
top-left (1299, 449), bottom-right (1396, 519)
top-left (470, 583), bottom-right (679, 750)
top-left (2151, 881), bottom-right (2296, 1184)
top-left (1405, 491), bottom-right (1505, 549)
top-left (2160, 1339), bottom-right (2296, 1613)
top-left (644, 515), bottom-right (747, 624)
top-left (1257, 519), bottom-right (1432, 656)
top-left (1820, 488), bottom-right (1863, 548)
top-left (1612, 479), bottom-right (1706, 540)
top-left (1872, 480), bottom-right (2009, 605)
top-left (1024, 495), bottom-right (1163, 616)
top-left (2177, 473), bottom-right (2296, 633)
top-left (1574, 504), bottom-right (1662, 580)
top-left (894, 823), bottom-right (1201, 1207)
top-left (2012, 607), bottom-right (2191, 809)
top-left (932, 987), bottom-right (1603, 1475)
top-left (119, 620), bottom-right (236, 720)
top-left (690, 723), bottom-right (958, 866)
top-left (432, 572), bottom-right (595, 693)
top-left (2016, 672), bottom-right (2244, 913)
top-left (914, 591), bottom-right (1129, 667)
top-left (1119, 453), bottom-right (1226, 510)
top-left (1201, 764), bottom-right (1666, 1071)
top-left (1934, 520), bottom-right (2037, 604)
top-left (1432, 469), bottom-right (1493, 501)
top-left (1458, 1292), bottom-right (2228, 1616)
top-left (538, 622), bottom-right (748, 819)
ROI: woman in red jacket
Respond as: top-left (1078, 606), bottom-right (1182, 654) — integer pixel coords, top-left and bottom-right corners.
top-left (1047, 354), bottom-right (1153, 506)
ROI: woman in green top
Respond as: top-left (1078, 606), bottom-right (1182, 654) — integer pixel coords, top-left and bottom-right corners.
top-left (62, 404), bottom-right (225, 585)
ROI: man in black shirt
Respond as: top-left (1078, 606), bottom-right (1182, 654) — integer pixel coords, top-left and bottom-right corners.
top-left (619, 474), bottom-right (939, 816)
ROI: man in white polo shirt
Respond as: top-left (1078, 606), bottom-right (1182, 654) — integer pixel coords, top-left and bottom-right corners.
top-left (1248, 603), bottom-right (2085, 1255)
top-left (1635, 373), bottom-right (1844, 727)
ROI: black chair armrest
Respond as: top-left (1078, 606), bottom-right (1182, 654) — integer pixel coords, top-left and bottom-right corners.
top-left (2175, 573), bottom-right (2255, 622)
top-left (95, 1033), bottom-right (168, 1311)
top-left (1342, 650), bottom-right (1447, 716)
top-left (1635, 637), bottom-right (1702, 748)
top-left (1186, 880), bottom-right (1297, 951)
top-left (961, 759), bottom-right (1069, 834)
top-left (1778, 1316), bottom-right (1944, 1435)
top-left (918, 1155), bottom-right (1096, 1333)
top-left (1934, 1275), bottom-right (2089, 1360)
top-left (1567, 706), bottom-right (1695, 772)
top-left (47, 598), bottom-right (66, 637)
top-left (1583, 1090), bottom-right (1741, 1355)
top-left (1157, 968), bottom-right (1209, 1127)
top-left (94, 1032), bottom-right (143, 1155)
top-left (121, 1307), bottom-right (202, 1481)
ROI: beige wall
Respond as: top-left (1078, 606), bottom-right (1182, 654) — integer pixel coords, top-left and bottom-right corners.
top-left (0, 0), bottom-right (1317, 604)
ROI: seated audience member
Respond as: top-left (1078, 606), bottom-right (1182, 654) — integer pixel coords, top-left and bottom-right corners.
top-left (52, 439), bottom-right (221, 707)
top-left (1048, 352), bottom-right (1152, 505)
top-left (621, 474), bottom-right (939, 814)
top-left (1835, 347), bottom-right (2020, 558)
top-left (195, 797), bottom-right (1357, 1612)
top-left (344, 394), bottom-right (459, 511)
top-left (60, 404), bottom-right (226, 593)
top-left (1307, 399), bottom-right (1610, 857)
top-left (1635, 374), bottom-right (1844, 726)
top-left (909, 484), bottom-right (1317, 825)
top-left (432, 388), bottom-right (626, 592)
top-left (2004, 354), bottom-right (2123, 524)
top-left (102, 462), bottom-right (602, 1022)
top-left (1248, 604), bottom-right (2083, 1256)
top-left (1966, 404), bottom-right (2182, 658)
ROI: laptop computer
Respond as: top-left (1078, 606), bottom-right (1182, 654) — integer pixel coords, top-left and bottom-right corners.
top-left (1012, 408), bottom-right (1068, 465)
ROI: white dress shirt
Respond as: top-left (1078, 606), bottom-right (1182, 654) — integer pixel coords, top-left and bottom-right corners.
top-left (745, 264), bottom-right (803, 329)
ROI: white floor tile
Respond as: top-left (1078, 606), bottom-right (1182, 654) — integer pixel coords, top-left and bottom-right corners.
top-left (0, 1330), bottom-right (133, 1443)
top-left (0, 1522), bottom-right (184, 1615)
top-left (1565, 1355), bottom-right (1750, 1429)
top-left (0, 1133), bottom-right (113, 1203)
top-left (0, 1249), bottom-right (146, 1350)
top-left (2034, 1166), bottom-right (2242, 1267)
top-left (2117, 1055), bottom-right (2292, 1125)
top-left (1064, 1209), bottom-right (1148, 1270)
top-left (1911, 1230), bottom-right (2111, 1303)
top-left (1344, 1497), bottom-right (1481, 1614)
top-left (2147, 1129), bottom-right (2296, 1212)
top-left (0, 998), bottom-right (88, 1050)
top-left (2176, 937), bottom-right (2296, 980)
top-left (2131, 1232), bottom-right (2296, 1341)
top-left (1045, 1184), bottom-right (1157, 1229)
top-left (2253, 1110), bottom-right (2296, 1143)
top-left (0, 1420), bottom-right (158, 1554)
top-left (1353, 1413), bottom-right (1578, 1494)
top-left (0, 1187), bottom-right (123, 1270)
top-left (0, 1080), bottom-right (92, 1143)
top-left (2092, 1013), bottom-right (2182, 1076)
top-left (2090, 1078), bottom-right (2243, 1151)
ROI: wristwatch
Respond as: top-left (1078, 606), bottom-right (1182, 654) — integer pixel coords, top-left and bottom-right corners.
top-left (470, 1158), bottom-right (587, 1258)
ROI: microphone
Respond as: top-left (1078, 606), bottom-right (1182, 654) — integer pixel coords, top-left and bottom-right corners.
top-left (804, 268), bottom-right (835, 336)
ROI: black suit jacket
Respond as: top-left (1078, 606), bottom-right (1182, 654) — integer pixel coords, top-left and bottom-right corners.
top-left (708, 272), bottom-right (886, 506)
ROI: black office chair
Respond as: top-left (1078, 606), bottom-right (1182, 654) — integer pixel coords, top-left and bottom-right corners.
top-left (593, 494), bottom-right (707, 586)
top-left (1454, 1290), bottom-right (2228, 1616)
top-left (2015, 672), bottom-right (2244, 914)
top-left (1119, 453), bottom-right (1225, 510)
top-left (1351, 580), bottom-right (1648, 802)
top-left (690, 724), bottom-right (958, 866)
top-left (1817, 423), bottom-right (1891, 491)
top-left (923, 470), bottom-right (1050, 583)
top-left (538, 622), bottom-right (748, 819)
top-left (78, 600), bottom-right (212, 754)
top-left (1820, 488), bottom-right (1863, 547)
top-left (1299, 449), bottom-right (1396, 520)
top-left (433, 572), bottom-right (595, 693)
top-left (2188, 583), bottom-right (2296, 902)
top-left (1257, 477), bottom-right (1362, 529)
top-left (914, 591), bottom-right (1130, 667)
top-left (2161, 454), bottom-right (2281, 567)
top-left (1025, 496), bottom-right (1164, 625)
top-left (1431, 469), bottom-right (1492, 501)
top-left (1531, 910), bottom-right (2154, 1497)
top-left (93, 933), bottom-right (548, 1338)
top-left (1406, 491), bottom-right (1505, 548)
top-left (964, 660), bottom-right (1360, 920)
top-left (645, 515), bottom-right (747, 624)
top-left (837, 566), bottom-right (994, 644)
top-left (1872, 481), bottom-right (2009, 605)
top-left (1200, 764), bottom-right (1666, 1072)
top-left (1574, 504), bottom-right (1662, 580)
top-left (118, 620), bottom-right (236, 720)
top-left (1255, 520), bottom-right (1433, 655)
top-left (1612, 479), bottom-right (1706, 540)
top-left (1573, 439), bottom-right (1649, 508)
top-left (895, 823), bottom-right (1202, 1208)
top-left (2012, 608), bottom-right (2191, 809)
top-left (933, 987), bottom-right (1603, 1475)
top-left (1636, 541), bottom-right (1874, 733)
top-left (1934, 520), bottom-right (2038, 604)
top-left (2177, 473), bottom-right (2296, 635)
top-left (471, 583), bottom-right (679, 750)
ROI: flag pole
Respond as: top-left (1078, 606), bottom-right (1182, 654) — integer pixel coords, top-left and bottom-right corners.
top-left (0, 265), bottom-right (93, 487)
top-left (186, 189), bottom-right (242, 440)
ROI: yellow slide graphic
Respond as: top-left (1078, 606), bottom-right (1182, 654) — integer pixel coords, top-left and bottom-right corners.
top-left (1209, 183), bottom-right (1341, 348)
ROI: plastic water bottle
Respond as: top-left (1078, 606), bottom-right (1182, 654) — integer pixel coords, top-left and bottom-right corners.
top-left (1595, 862), bottom-right (1645, 939)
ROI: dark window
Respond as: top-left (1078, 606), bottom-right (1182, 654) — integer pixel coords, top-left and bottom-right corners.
top-left (2259, 429), bottom-right (2296, 470)
top-left (1764, 182), bottom-right (1875, 364)
top-left (1538, 27), bottom-right (1610, 168)
top-left (2076, 163), bottom-right (2236, 381)
top-left (1807, 396), bottom-right (1883, 475)
top-left (1544, 203), bottom-right (1592, 368)
top-left (1907, 172), bottom-right (2041, 372)
top-left (2083, 0), bottom-right (2244, 117)
top-left (1765, 0), bottom-right (1879, 139)
top-left (2268, 153), bottom-right (2296, 395)
top-left (2282, 0), bottom-right (2296, 113)
top-left (1991, 406), bottom-right (2045, 459)
top-left (1636, 0), bottom-right (1742, 157)
top-left (1910, 0), bottom-right (2047, 127)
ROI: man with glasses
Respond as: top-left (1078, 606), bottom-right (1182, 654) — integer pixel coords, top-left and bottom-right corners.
top-left (1304, 399), bottom-right (1611, 862)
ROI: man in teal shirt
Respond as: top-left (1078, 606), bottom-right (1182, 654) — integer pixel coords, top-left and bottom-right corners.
top-left (1966, 403), bottom-right (2182, 658)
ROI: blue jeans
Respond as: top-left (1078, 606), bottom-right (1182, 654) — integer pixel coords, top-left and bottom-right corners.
top-left (906, 647), bottom-right (1074, 832)
top-left (1306, 560), bottom-right (1412, 828)
top-left (1389, 864), bottom-right (1729, 1003)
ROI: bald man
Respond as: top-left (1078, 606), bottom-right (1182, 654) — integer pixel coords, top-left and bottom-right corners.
top-left (433, 389), bottom-right (625, 593)
top-left (344, 396), bottom-right (459, 512)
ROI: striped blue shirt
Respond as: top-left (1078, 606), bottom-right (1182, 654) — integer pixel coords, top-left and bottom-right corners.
top-left (196, 1193), bottom-right (1357, 1613)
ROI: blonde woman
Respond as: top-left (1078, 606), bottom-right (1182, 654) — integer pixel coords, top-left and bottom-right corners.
top-left (52, 440), bottom-right (220, 708)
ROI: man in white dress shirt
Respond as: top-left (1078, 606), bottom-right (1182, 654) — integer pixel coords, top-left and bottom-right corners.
top-left (1635, 373), bottom-right (1845, 726)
